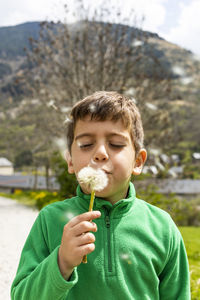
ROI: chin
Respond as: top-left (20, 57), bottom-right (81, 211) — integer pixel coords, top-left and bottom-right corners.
top-left (95, 187), bottom-right (112, 199)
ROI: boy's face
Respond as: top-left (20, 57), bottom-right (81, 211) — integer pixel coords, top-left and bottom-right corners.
top-left (67, 117), bottom-right (146, 204)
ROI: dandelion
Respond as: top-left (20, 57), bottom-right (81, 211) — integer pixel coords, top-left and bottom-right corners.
top-left (78, 166), bottom-right (108, 263)
top-left (78, 166), bottom-right (108, 192)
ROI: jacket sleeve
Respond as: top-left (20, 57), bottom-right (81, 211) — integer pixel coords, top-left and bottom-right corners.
top-left (11, 210), bottom-right (78, 300)
top-left (159, 222), bottom-right (191, 300)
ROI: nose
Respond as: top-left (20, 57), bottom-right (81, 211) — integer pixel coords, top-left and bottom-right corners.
top-left (93, 144), bottom-right (109, 162)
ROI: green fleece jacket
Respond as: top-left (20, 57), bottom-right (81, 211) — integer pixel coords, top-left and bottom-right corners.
top-left (11, 183), bottom-right (190, 299)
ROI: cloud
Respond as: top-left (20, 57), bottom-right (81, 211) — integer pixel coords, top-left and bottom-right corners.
top-left (1, 0), bottom-right (199, 56)
top-left (82, 0), bottom-right (167, 32)
top-left (162, 0), bottom-right (200, 55)
top-left (126, 0), bottom-right (167, 32)
top-left (0, 0), bottom-right (167, 29)
top-left (0, 0), bottom-right (66, 27)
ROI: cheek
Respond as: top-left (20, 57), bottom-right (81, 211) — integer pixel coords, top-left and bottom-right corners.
top-left (71, 151), bottom-right (91, 171)
top-left (113, 151), bottom-right (135, 172)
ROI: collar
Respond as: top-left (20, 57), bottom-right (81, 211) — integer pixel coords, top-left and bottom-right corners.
top-left (76, 182), bottom-right (136, 217)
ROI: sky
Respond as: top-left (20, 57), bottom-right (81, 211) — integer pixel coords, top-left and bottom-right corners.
top-left (0, 0), bottom-right (200, 56)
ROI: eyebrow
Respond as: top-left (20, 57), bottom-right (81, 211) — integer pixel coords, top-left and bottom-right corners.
top-left (75, 133), bottom-right (129, 141)
top-left (75, 133), bottom-right (93, 141)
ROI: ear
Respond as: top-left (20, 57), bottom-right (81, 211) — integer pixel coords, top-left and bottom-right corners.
top-left (65, 150), bottom-right (75, 174)
top-left (132, 149), bottom-right (147, 176)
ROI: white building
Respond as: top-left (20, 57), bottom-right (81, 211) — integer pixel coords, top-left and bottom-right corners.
top-left (0, 158), bottom-right (14, 175)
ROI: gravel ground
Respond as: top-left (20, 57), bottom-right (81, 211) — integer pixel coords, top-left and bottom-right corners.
top-left (0, 196), bottom-right (38, 300)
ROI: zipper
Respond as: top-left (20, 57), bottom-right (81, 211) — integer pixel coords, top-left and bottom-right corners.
top-left (105, 209), bottom-right (112, 273)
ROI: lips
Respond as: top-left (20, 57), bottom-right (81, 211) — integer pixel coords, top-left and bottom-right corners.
top-left (102, 169), bottom-right (112, 175)
top-left (88, 162), bottom-right (112, 175)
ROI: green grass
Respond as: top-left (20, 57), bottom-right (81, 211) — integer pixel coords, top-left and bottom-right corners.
top-left (179, 227), bottom-right (200, 299)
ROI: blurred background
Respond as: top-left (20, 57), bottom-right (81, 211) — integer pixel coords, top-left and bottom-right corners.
top-left (0, 0), bottom-right (200, 299)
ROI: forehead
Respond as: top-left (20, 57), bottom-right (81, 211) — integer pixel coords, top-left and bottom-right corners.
top-left (74, 117), bottom-right (132, 140)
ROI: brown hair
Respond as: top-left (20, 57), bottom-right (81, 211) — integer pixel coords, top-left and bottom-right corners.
top-left (66, 91), bottom-right (144, 155)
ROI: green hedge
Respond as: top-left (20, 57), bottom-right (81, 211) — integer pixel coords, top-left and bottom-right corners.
top-left (137, 185), bottom-right (200, 226)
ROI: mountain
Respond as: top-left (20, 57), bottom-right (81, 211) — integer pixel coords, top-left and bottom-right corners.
top-left (0, 22), bottom-right (41, 104)
top-left (0, 21), bottom-right (200, 103)
top-left (0, 21), bottom-right (200, 176)
top-left (0, 22), bottom-right (40, 59)
top-left (0, 21), bottom-right (200, 104)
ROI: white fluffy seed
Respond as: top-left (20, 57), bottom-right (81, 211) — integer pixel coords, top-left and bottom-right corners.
top-left (78, 166), bottom-right (108, 192)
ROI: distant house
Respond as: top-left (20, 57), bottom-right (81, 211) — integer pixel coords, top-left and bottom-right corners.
top-left (157, 179), bottom-right (200, 197)
top-left (0, 174), bottom-right (59, 193)
top-left (135, 179), bottom-right (200, 199)
top-left (0, 158), bottom-right (14, 175)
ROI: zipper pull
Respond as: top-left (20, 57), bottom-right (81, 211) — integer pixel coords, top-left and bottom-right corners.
top-left (105, 215), bottom-right (110, 228)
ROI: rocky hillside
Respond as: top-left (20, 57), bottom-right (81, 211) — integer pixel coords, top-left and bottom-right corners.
top-left (0, 21), bottom-right (200, 105)
top-left (0, 21), bottom-right (200, 176)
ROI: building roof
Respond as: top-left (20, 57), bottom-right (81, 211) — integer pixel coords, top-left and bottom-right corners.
top-left (0, 158), bottom-right (13, 167)
top-left (135, 179), bottom-right (200, 195)
top-left (0, 175), bottom-right (59, 190)
top-left (157, 179), bottom-right (200, 194)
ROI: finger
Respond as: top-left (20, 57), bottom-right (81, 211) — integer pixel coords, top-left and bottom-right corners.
top-left (73, 221), bottom-right (97, 236)
top-left (77, 232), bottom-right (96, 246)
top-left (69, 211), bottom-right (101, 228)
top-left (78, 243), bottom-right (96, 257)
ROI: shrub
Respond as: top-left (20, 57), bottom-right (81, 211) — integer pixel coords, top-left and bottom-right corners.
top-left (137, 185), bottom-right (200, 226)
top-left (51, 151), bottom-right (77, 199)
top-left (33, 190), bottom-right (60, 210)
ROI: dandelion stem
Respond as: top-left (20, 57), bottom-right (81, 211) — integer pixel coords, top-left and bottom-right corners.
top-left (82, 189), bottom-right (96, 264)
top-left (89, 190), bottom-right (95, 211)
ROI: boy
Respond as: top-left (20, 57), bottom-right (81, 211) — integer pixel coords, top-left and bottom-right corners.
top-left (11, 91), bottom-right (190, 299)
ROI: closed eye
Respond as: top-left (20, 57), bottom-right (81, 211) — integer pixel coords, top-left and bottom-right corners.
top-left (109, 143), bottom-right (125, 148)
top-left (79, 144), bottom-right (93, 149)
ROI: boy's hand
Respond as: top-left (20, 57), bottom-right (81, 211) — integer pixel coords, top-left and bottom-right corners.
top-left (58, 210), bottom-right (101, 280)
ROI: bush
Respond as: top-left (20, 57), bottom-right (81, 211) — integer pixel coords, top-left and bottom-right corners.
top-left (32, 151), bottom-right (78, 210)
top-left (32, 190), bottom-right (60, 210)
top-left (137, 185), bottom-right (200, 226)
top-left (51, 151), bottom-right (77, 199)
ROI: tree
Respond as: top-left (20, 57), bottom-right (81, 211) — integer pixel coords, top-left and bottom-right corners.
top-left (14, 150), bottom-right (33, 168)
top-left (18, 0), bottom-right (173, 150)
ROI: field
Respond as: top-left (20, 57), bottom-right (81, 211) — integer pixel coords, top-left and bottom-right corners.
top-left (179, 227), bottom-right (200, 299)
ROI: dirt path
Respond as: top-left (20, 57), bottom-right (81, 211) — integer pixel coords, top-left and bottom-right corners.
top-left (0, 196), bottom-right (38, 300)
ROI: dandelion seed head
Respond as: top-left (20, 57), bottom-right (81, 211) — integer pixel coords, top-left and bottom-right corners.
top-left (180, 77), bottom-right (193, 85)
top-left (65, 211), bottom-right (75, 220)
top-left (132, 39), bottom-right (143, 47)
top-left (89, 103), bottom-right (97, 113)
top-left (120, 252), bottom-right (132, 265)
top-left (145, 102), bottom-right (158, 111)
top-left (172, 65), bottom-right (185, 77)
top-left (47, 99), bottom-right (55, 107)
top-left (76, 141), bottom-right (82, 147)
top-left (63, 117), bottom-right (71, 124)
top-left (47, 99), bottom-right (58, 110)
top-left (120, 253), bottom-right (129, 260)
top-left (125, 87), bottom-right (135, 96)
top-left (78, 166), bottom-right (108, 192)
top-left (131, 97), bottom-right (137, 104)
top-left (61, 210), bottom-right (76, 222)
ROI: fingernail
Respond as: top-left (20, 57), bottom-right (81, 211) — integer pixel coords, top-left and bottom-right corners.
top-left (94, 210), bottom-right (101, 216)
